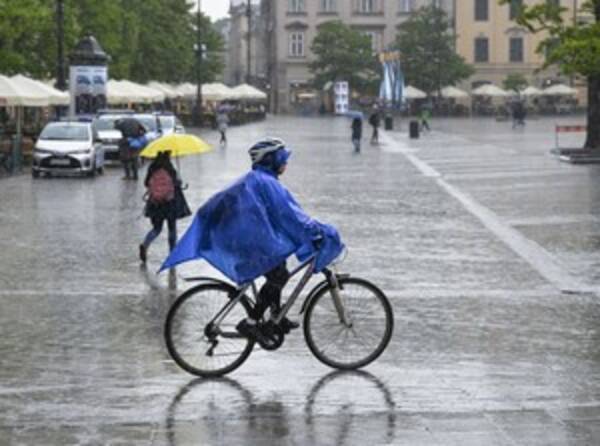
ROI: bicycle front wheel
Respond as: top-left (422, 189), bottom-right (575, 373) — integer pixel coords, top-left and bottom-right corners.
top-left (165, 283), bottom-right (254, 377)
top-left (304, 277), bottom-right (393, 370)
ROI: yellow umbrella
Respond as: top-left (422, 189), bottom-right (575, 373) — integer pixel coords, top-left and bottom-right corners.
top-left (140, 133), bottom-right (212, 159)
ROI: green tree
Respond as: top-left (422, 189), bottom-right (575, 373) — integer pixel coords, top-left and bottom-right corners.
top-left (394, 5), bottom-right (474, 96)
top-left (503, 73), bottom-right (529, 93)
top-left (499, 0), bottom-right (600, 149)
top-left (0, 0), bottom-right (223, 85)
top-left (0, 0), bottom-right (56, 78)
top-left (309, 21), bottom-right (379, 94)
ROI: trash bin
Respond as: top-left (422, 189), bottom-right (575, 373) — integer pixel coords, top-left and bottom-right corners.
top-left (409, 120), bottom-right (420, 139)
top-left (384, 115), bottom-right (393, 130)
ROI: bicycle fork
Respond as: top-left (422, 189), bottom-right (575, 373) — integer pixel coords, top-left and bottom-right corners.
top-left (326, 270), bottom-right (352, 328)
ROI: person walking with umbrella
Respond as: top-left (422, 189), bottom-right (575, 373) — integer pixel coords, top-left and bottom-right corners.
top-left (115, 116), bottom-right (146, 180)
top-left (138, 134), bottom-right (211, 263)
top-left (139, 151), bottom-right (191, 263)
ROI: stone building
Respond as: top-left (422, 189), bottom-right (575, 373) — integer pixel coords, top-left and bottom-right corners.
top-left (454, 0), bottom-right (577, 89)
top-left (228, 0), bottom-right (265, 87)
top-left (259, 0), bottom-right (454, 113)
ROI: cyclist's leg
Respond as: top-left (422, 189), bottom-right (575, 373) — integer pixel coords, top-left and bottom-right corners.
top-left (255, 262), bottom-right (289, 318)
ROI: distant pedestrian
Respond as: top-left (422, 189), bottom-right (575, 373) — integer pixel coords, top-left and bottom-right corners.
top-left (368, 106), bottom-right (381, 144)
top-left (419, 107), bottom-right (431, 132)
top-left (115, 117), bottom-right (146, 180)
top-left (512, 101), bottom-right (526, 129)
top-left (216, 111), bottom-right (229, 145)
top-left (351, 117), bottom-right (363, 153)
top-left (139, 151), bottom-right (191, 263)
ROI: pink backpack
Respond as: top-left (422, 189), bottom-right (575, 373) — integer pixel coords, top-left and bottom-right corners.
top-left (148, 168), bottom-right (175, 204)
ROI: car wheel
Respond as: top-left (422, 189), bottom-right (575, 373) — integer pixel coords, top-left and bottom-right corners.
top-left (97, 166), bottom-right (104, 175)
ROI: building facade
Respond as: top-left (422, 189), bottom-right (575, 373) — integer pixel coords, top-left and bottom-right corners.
top-left (228, 0), bottom-right (264, 87)
top-left (454, 0), bottom-right (577, 89)
top-left (260, 0), bottom-right (455, 113)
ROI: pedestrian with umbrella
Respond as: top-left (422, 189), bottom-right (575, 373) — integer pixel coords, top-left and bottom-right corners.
top-left (138, 134), bottom-right (212, 264)
top-left (115, 116), bottom-right (146, 180)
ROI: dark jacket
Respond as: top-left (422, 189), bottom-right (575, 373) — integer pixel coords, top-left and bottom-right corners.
top-left (351, 118), bottom-right (363, 139)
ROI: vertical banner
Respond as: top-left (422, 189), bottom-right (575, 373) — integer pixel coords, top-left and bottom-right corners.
top-left (69, 65), bottom-right (107, 116)
top-left (334, 81), bottom-right (349, 115)
top-left (378, 51), bottom-right (405, 109)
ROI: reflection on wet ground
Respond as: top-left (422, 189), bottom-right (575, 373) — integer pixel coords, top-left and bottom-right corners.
top-left (2, 116), bottom-right (600, 444)
top-left (164, 371), bottom-right (395, 446)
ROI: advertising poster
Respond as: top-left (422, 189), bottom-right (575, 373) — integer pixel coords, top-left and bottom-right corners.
top-left (334, 81), bottom-right (349, 115)
top-left (69, 65), bottom-right (107, 116)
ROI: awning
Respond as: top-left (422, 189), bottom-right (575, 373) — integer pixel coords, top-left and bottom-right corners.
top-left (230, 83), bottom-right (267, 100)
top-left (542, 84), bottom-right (578, 96)
top-left (0, 74), bottom-right (53, 107)
top-left (472, 84), bottom-right (509, 97)
top-left (10, 75), bottom-right (69, 106)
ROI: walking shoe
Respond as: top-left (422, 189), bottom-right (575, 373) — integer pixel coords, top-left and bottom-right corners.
top-left (279, 317), bottom-right (300, 334)
top-left (236, 319), bottom-right (267, 343)
top-left (139, 244), bottom-right (147, 263)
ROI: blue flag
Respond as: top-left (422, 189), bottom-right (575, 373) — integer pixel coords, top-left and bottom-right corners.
top-left (160, 167), bottom-right (344, 285)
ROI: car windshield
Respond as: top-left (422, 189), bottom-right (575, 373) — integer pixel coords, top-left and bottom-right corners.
top-left (158, 116), bottom-right (175, 130)
top-left (94, 116), bottom-right (122, 131)
top-left (39, 124), bottom-right (89, 141)
top-left (135, 116), bottom-right (157, 132)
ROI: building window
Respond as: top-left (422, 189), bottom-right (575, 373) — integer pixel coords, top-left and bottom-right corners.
top-left (509, 37), bottom-right (524, 62)
top-left (509, 0), bottom-right (523, 20)
top-left (474, 37), bottom-right (489, 62)
top-left (546, 0), bottom-right (560, 7)
top-left (359, 0), bottom-right (375, 13)
top-left (432, 0), bottom-right (443, 8)
top-left (475, 0), bottom-right (488, 21)
top-left (399, 0), bottom-right (413, 13)
top-left (288, 0), bottom-right (306, 13)
top-left (289, 32), bottom-right (305, 57)
top-left (363, 31), bottom-right (382, 53)
top-left (320, 0), bottom-right (337, 12)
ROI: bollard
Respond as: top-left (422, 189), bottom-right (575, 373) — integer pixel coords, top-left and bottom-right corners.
top-left (384, 115), bottom-right (393, 130)
top-left (409, 120), bottom-right (420, 139)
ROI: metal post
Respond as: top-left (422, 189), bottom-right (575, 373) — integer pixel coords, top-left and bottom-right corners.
top-left (246, 0), bottom-right (252, 84)
top-left (55, 0), bottom-right (66, 91)
top-left (195, 0), bottom-right (203, 127)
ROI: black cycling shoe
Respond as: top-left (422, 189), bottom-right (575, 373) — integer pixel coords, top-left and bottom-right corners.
top-left (279, 317), bottom-right (300, 334)
top-left (236, 319), bottom-right (266, 343)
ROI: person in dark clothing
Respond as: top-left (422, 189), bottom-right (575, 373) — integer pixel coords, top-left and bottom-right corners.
top-left (235, 137), bottom-right (304, 341)
top-left (139, 151), bottom-right (190, 263)
top-left (368, 107), bottom-right (381, 144)
top-left (351, 117), bottom-right (363, 152)
top-left (115, 117), bottom-right (146, 180)
top-left (512, 101), bottom-right (526, 128)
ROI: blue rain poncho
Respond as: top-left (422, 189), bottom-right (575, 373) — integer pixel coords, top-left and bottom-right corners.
top-left (160, 166), bottom-right (344, 285)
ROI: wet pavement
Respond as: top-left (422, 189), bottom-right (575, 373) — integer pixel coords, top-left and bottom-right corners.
top-left (2, 115), bottom-right (600, 445)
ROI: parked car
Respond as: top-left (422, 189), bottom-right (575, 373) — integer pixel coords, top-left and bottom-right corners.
top-left (32, 121), bottom-right (104, 178)
top-left (133, 113), bottom-right (163, 142)
top-left (93, 111), bottom-right (133, 163)
top-left (155, 112), bottom-right (185, 135)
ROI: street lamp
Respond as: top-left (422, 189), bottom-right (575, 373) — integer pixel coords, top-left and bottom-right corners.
top-left (246, 0), bottom-right (252, 85)
top-left (194, 0), bottom-right (203, 127)
top-left (55, 0), bottom-right (66, 91)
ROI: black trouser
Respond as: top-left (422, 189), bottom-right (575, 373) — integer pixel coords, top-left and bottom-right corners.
top-left (219, 130), bottom-right (227, 144)
top-left (251, 263), bottom-right (289, 321)
top-left (371, 126), bottom-right (379, 142)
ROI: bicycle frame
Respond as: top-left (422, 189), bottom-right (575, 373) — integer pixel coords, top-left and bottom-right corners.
top-left (207, 255), bottom-right (351, 333)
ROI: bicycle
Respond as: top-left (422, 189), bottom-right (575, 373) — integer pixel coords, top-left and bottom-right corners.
top-left (164, 254), bottom-right (394, 377)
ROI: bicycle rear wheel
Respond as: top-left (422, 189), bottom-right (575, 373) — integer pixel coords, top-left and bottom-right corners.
top-left (165, 283), bottom-right (254, 377)
top-left (304, 277), bottom-right (393, 370)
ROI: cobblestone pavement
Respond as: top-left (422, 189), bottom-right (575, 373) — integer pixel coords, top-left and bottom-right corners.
top-left (1, 115), bottom-right (600, 445)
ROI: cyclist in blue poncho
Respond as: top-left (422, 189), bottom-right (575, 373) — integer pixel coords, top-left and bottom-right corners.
top-left (160, 137), bottom-right (344, 342)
